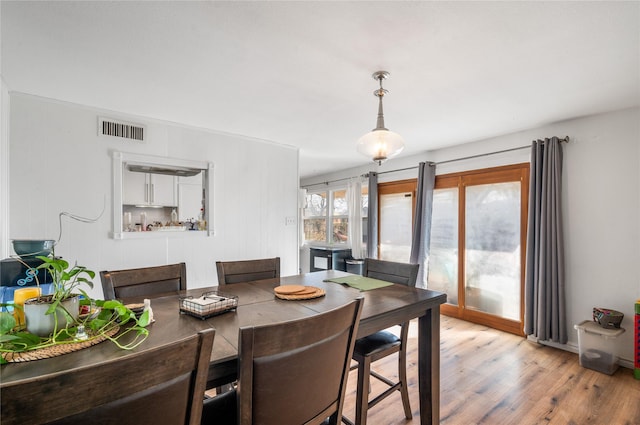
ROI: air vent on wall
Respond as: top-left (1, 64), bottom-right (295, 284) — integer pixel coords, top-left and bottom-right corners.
top-left (98, 117), bottom-right (146, 142)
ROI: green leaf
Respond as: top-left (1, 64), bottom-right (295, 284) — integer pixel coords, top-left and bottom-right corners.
top-left (56, 328), bottom-right (75, 340)
top-left (101, 300), bottom-right (123, 310)
top-left (88, 318), bottom-right (109, 330)
top-left (138, 310), bottom-right (150, 327)
top-left (0, 331), bottom-right (41, 346)
top-left (95, 309), bottom-right (114, 322)
top-left (0, 334), bottom-right (22, 342)
top-left (0, 312), bottom-right (17, 334)
top-left (135, 327), bottom-right (149, 337)
top-left (45, 300), bottom-right (61, 315)
top-left (77, 278), bottom-right (94, 289)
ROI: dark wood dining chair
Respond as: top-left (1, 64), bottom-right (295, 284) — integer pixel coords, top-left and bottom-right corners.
top-left (212, 257), bottom-right (281, 394)
top-left (344, 258), bottom-right (419, 425)
top-left (215, 257), bottom-right (280, 285)
top-left (100, 262), bottom-right (187, 300)
top-left (1, 328), bottom-right (215, 425)
top-left (201, 297), bottom-right (364, 425)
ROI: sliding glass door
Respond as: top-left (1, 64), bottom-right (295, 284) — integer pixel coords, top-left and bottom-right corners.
top-left (465, 181), bottom-right (522, 321)
top-left (377, 180), bottom-right (416, 262)
top-left (428, 164), bottom-right (529, 336)
top-left (428, 186), bottom-right (459, 304)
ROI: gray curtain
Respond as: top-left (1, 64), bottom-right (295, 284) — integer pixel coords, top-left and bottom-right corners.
top-left (524, 137), bottom-right (566, 343)
top-left (366, 172), bottom-right (378, 259)
top-left (410, 162), bottom-right (436, 289)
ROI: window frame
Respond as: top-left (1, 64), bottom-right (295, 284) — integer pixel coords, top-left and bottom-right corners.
top-left (111, 151), bottom-right (213, 239)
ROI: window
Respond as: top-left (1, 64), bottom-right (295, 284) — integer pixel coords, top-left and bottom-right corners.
top-left (303, 192), bottom-right (328, 243)
top-left (427, 163), bottom-right (529, 336)
top-left (303, 190), bottom-right (348, 244)
top-left (332, 189), bottom-right (348, 243)
top-left (303, 186), bottom-right (368, 245)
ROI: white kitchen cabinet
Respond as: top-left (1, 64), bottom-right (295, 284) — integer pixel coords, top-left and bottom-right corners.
top-left (177, 173), bottom-right (203, 221)
top-left (150, 173), bottom-right (176, 206)
top-left (123, 169), bottom-right (177, 207)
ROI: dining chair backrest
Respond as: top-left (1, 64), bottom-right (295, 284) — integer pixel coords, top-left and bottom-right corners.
top-left (215, 257), bottom-right (280, 285)
top-left (1, 329), bottom-right (215, 425)
top-left (100, 262), bottom-right (187, 300)
top-left (363, 258), bottom-right (419, 287)
top-left (238, 297), bottom-right (363, 425)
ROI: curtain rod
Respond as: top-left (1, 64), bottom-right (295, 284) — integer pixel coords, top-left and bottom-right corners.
top-left (436, 136), bottom-right (569, 166)
top-left (301, 136), bottom-right (569, 189)
top-left (301, 174), bottom-right (367, 188)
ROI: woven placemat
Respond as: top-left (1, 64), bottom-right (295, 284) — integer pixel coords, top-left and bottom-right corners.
top-left (275, 287), bottom-right (325, 300)
top-left (1, 326), bottom-right (120, 363)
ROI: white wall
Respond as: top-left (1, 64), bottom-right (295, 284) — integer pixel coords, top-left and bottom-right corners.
top-left (302, 107), bottom-right (640, 365)
top-left (7, 93), bottom-right (299, 297)
top-left (0, 78), bottom-right (10, 259)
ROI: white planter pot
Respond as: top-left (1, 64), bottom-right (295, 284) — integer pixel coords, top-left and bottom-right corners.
top-left (24, 295), bottom-right (80, 337)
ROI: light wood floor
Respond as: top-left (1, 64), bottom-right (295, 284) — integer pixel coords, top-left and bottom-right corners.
top-left (341, 315), bottom-right (640, 425)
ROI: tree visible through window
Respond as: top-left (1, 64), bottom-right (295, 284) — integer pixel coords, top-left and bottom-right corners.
top-left (303, 192), bottom-right (328, 243)
top-left (303, 187), bottom-right (368, 245)
top-left (332, 190), bottom-right (348, 243)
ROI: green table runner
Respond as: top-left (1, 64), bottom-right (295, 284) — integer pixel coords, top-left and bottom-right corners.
top-left (324, 275), bottom-right (394, 291)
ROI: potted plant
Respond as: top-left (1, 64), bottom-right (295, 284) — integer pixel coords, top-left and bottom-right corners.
top-left (21, 256), bottom-right (92, 336)
top-left (0, 256), bottom-right (150, 364)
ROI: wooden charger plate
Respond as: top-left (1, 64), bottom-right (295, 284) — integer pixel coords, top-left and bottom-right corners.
top-left (274, 285), bottom-right (325, 300)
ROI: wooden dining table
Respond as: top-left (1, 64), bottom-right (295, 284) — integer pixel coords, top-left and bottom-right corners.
top-left (1, 270), bottom-right (446, 425)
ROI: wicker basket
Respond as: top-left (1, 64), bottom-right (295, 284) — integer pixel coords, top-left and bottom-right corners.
top-left (179, 291), bottom-right (238, 319)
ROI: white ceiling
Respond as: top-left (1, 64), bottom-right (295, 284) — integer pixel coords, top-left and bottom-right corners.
top-left (2, 1), bottom-right (639, 179)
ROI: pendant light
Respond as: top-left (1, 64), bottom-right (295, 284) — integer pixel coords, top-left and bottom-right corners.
top-left (356, 71), bottom-right (405, 165)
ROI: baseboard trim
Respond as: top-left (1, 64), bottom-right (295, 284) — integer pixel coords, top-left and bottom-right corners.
top-left (527, 334), bottom-right (634, 369)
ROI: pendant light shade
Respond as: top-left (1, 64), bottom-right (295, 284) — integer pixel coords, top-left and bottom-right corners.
top-left (357, 71), bottom-right (405, 165)
top-left (356, 129), bottom-right (405, 165)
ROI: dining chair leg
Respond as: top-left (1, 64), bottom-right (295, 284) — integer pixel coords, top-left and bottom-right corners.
top-left (398, 346), bottom-right (412, 419)
top-left (355, 355), bottom-right (371, 425)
